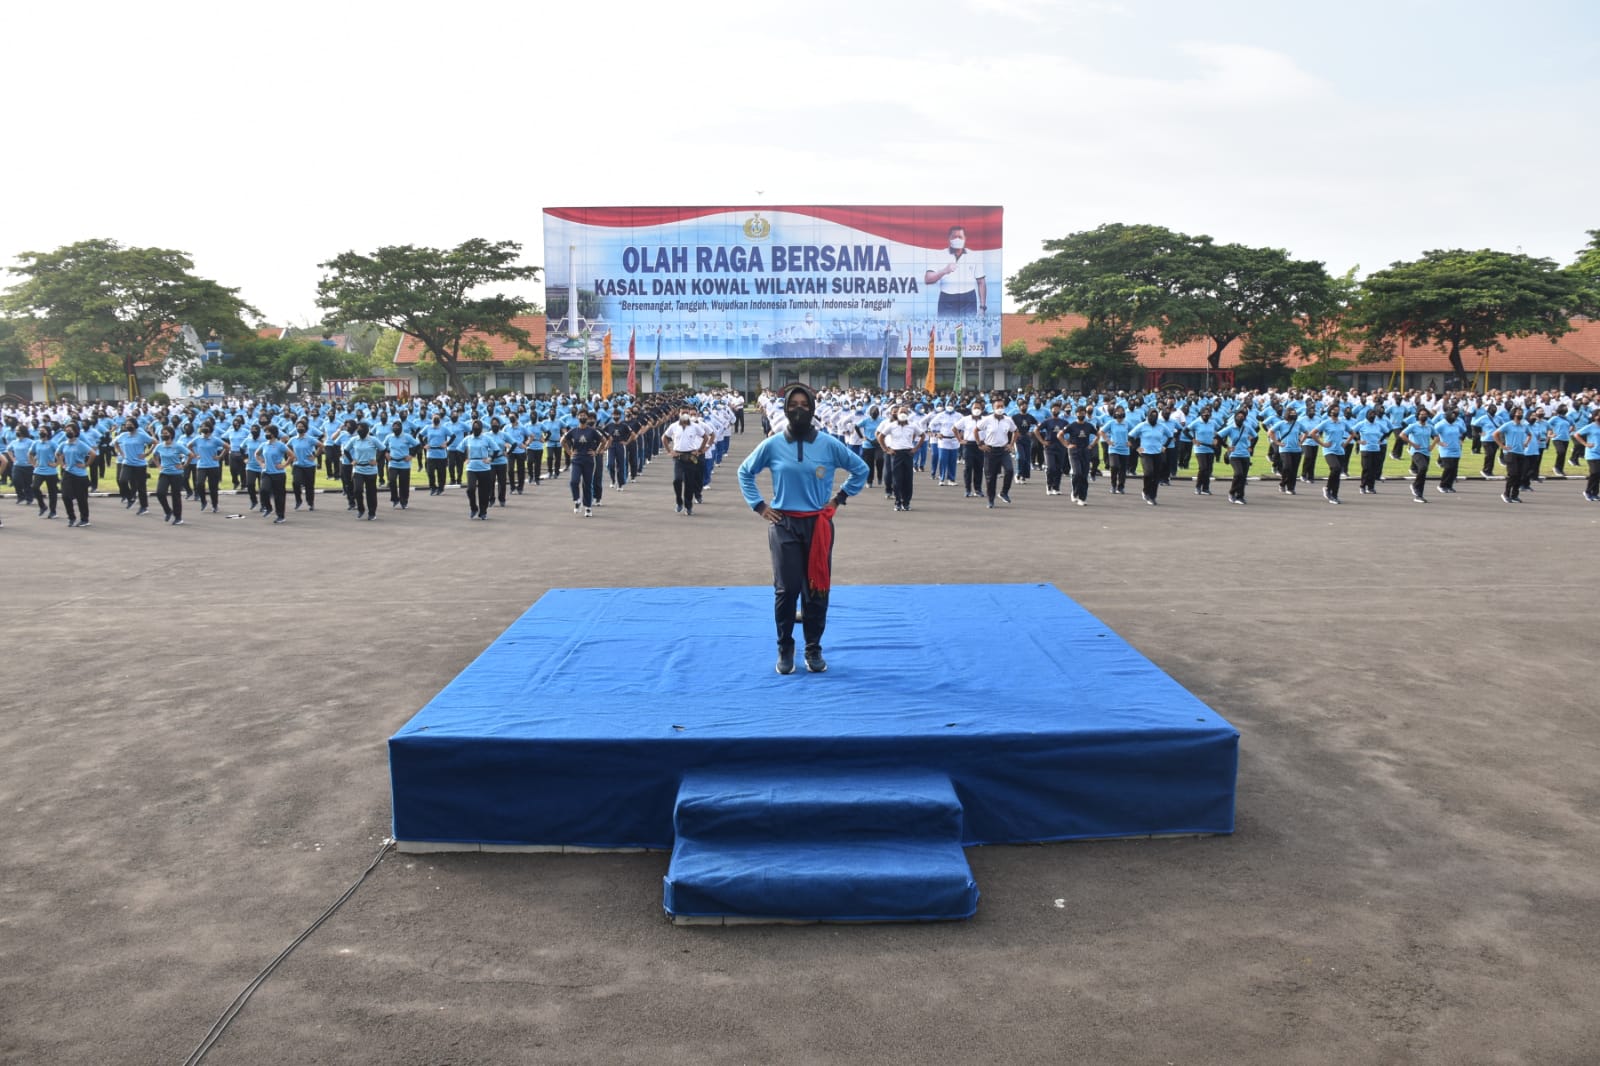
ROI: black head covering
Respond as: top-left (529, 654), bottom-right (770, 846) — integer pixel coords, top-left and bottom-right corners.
top-left (782, 383), bottom-right (816, 409)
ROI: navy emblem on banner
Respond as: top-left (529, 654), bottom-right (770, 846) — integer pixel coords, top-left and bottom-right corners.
top-left (743, 213), bottom-right (771, 241)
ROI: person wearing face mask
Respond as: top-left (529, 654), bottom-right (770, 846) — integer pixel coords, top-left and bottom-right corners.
top-left (1307, 403), bottom-right (1352, 505)
top-left (1354, 407), bottom-right (1390, 495)
top-left (150, 426), bottom-right (192, 524)
top-left (924, 225), bottom-right (987, 319)
top-left (662, 406), bottom-right (711, 515)
top-left (954, 400), bottom-right (986, 498)
top-left (562, 410), bottom-right (605, 517)
top-left (1218, 410), bottom-right (1254, 505)
top-left (58, 422), bottom-right (97, 527)
top-left (1099, 407), bottom-right (1133, 495)
top-left (879, 405), bottom-right (924, 511)
top-left (253, 425), bottom-right (291, 523)
top-left (1574, 408), bottom-right (1600, 502)
top-left (461, 420), bottom-right (497, 520)
top-left (29, 422), bottom-right (62, 520)
top-left (1126, 408), bottom-right (1170, 505)
top-left (738, 384), bottom-right (869, 675)
top-left (1431, 407), bottom-right (1466, 493)
top-left (1058, 406), bottom-right (1096, 505)
top-left (975, 403), bottom-right (1018, 508)
top-left (345, 422), bottom-right (381, 520)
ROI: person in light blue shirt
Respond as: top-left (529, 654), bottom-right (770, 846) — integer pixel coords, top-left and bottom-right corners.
top-left (423, 415), bottom-right (451, 495)
top-left (1492, 408), bottom-right (1531, 503)
top-left (462, 420), bottom-right (497, 520)
top-left (1308, 405), bottom-right (1352, 504)
top-left (1401, 410), bottom-right (1437, 501)
top-left (7, 426), bottom-right (37, 510)
top-left (1431, 408), bottom-right (1468, 493)
top-left (30, 424), bottom-right (63, 519)
top-left (1126, 409), bottom-right (1170, 505)
top-left (345, 422), bottom-right (381, 519)
top-left (738, 384), bottom-right (867, 676)
top-left (190, 422), bottom-right (225, 512)
top-left (1186, 405), bottom-right (1221, 496)
top-left (58, 423), bottom-right (97, 527)
top-left (1473, 404), bottom-right (1506, 476)
top-left (151, 426), bottom-right (192, 525)
top-left (1268, 408), bottom-right (1305, 495)
top-left (1354, 409), bottom-right (1390, 495)
top-left (385, 420), bottom-right (419, 509)
top-left (287, 422), bottom-right (321, 512)
top-left (113, 420), bottom-right (155, 514)
top-left (254, 426), bottom-right (290, 522)
top-left (1098, 409), bottom-right (1133, 495)
top-left (1218, 410), bottom-right (1254, 504)
top-left (1574, 408), bottom-right (1600, 501)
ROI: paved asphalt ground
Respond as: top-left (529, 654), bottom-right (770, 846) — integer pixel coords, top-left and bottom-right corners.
top-left (3, 436), bottom-right (1597, 1066)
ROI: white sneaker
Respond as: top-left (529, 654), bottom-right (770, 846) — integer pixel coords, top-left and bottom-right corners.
top-left (584, 507), bottom-right (593, 517)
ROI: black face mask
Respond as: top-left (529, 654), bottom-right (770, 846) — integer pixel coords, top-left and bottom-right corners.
top-left (786, 406), bottom-right (813, 433)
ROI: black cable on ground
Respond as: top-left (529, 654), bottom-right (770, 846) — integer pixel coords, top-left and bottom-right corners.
top-left (181, 836), bottom-right (396, 1066)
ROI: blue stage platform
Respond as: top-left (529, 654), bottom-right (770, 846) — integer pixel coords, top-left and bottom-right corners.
top-left (388, 584), bottom-right (1238, 920)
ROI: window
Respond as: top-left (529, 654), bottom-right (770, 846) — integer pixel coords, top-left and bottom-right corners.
top-left (496, 372), bottom-right (525, 392)
top-left (4, 380), bottom-right (33, 401)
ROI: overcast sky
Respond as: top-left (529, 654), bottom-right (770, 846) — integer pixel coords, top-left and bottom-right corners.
top-left (4, 0), bottom-right (1596, 326)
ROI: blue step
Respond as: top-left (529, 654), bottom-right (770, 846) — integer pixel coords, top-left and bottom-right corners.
top-left (673, 769), bottom-right (965, 843)
top-left (663, 837), bottom-right (978, 922)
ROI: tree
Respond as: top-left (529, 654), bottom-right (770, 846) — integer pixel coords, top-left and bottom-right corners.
top-left (194, 336), bottom-right (364, 401)
top-left (3, 239), bottom-right (258, 393)
top-left (1289, 268), bottom-right (1363, 389)
top-left (1569, 230), bottom-right (1600, 318)
top-left (315, 239), bottom-right (540, 395)
top-left (1355, 249), bottom-right (1583, 379)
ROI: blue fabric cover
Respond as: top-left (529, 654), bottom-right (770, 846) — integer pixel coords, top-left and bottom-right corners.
top-left (388, 584), bottom-right (1239, 847)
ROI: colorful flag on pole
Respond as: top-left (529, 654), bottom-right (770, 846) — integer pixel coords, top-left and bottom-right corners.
top-left (953, 325), bottom-right (966, 392)
top-left (924, 327), bottom-right (936, 394)
top-left (626, 328), bottom-right (637, 394)
top-left (877, 330), bottom-right (890, 392)
top-left (600, 331), bottom-right (614, 398)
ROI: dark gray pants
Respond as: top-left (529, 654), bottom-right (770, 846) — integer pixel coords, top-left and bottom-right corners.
top-left (769, 513), bottom-right (828, 652)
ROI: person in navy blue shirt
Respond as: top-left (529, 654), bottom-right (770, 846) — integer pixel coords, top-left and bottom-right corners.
top-left (737, 383), bottom-right (869, 675)
top-left (1057, 407), bottom-right (1096, 505)
top-left (562, 410), bottom-right (605, 516)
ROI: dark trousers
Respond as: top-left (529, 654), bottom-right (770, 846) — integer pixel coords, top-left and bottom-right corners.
top-left (511, 452), bottom-right (527, 492)
top-left (292, 466), bottom-right (317, 507)
top-left (527, 450), bottom-right (543, 483)
top-left (962, 442), bottom-right (982, 493)
top-left (1523, 451), bottom-right (1541, 488)
top-left (156, 472), bottom-right (184, 520)
top-left (1586, 459), bottom-right (1600, 498)
top-left (1139, 454), bottom-right (1162, 500)
top-left (426, 457), bottom-right (447, 491)
top-left (569, 455), bottom-right (596, 507)
top-left (1553, 440), bottom-right (1569, 472)
top-left (246, 469), bottom-right (261, 508)
top-left (673, 455), bottom-right (703, 510)
top-left (606, 444), bottom-right (626, 487)
top-left (1278, 452), bottom-right (1299, 492)
top-left (63, 472), bottom-right (90, 522)
top-left (229, 454), bottom-right (246, 489)
top-left (1229, 457), bottom-right (1249, 500)
top-left (1300, 447), bottom-right (1319, 482)
top-left (891, 450), bottom-right (914, 507)
top-left (388, 467), bottom-right (411, 506)
top-left (448, 449), bottom-right (466, 484)
top-left (1502, 453), bottom-right (1524, 499)
top-left (324, 444), bottom-right (341, 478)
top-left (1438, 457), bottom-right (1459, 491)
top-left (1360, 451), bottom-right (1384, 492)
top-left (264, 472), bottom-right (287, 518)
top-left (1324, 453), bottom-right (1345, 499)
top-left (1410, 454), bottom-right (1431, 497)
top-left (466, 470), bottom-right (492, 514)
top-left (119, 466), bottom-right (149, 509)
top-left (354, 472), bottom-right (378, 516)
top-left (860, 446), bottom-right (879, 486)
top-left (983, 448), bottom-right (1014, 502)
top-left (1067, 449), bottom-right (1090, 501)
top-left (1045, 447), bottom-right (1066, 492)
top-left (769, 513), bottom-right (828, 652)
top-left (195, 466), bottom-right (221, 509)
top-left (491, 464), bottom-right (508, 504)
top-left (1194, 452), bottom-right (1214, 493)
top-left (1109, 453), bottom-right (1130, 493)
top-left (33, 472), bottom-right (59, 515)
top-left (546, 447), bottom-right (562, 478)
top-left (340, 462), bottom-right (354, 505)
top-left (1481, 441), bottom-right (1499, 476)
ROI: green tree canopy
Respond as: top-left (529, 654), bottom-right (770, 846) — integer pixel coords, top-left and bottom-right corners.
top-left (196, 336), bottom-right (366, 401)
top-left (2, 238), bottom-right (258, 393)
top-left (1008, 222), bottom-right (1333, 383)
top-left (315, 239), bottom-right (541, 395)
top-left (1354, 248), bottom-right (1583, 378)
top-left (1569, 230), bottom-right (1600, 317)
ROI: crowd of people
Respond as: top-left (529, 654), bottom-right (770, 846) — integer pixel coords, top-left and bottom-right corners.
top-left (3, 381), bottom-right (1598, 533)
top-left (0, 389), bottom-right (745, 529)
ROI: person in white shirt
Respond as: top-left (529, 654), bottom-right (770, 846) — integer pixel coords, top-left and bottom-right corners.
top-left (976, 407), bottom-right (1018, 508)
top-left (924, 226), bottom-right (987, 318)
top-left (661, 406), bottom-right (711, 515)
top-left (879, 405), bottom-right (924, 511)
top-left (928, 404), bottom-right (962, 485)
